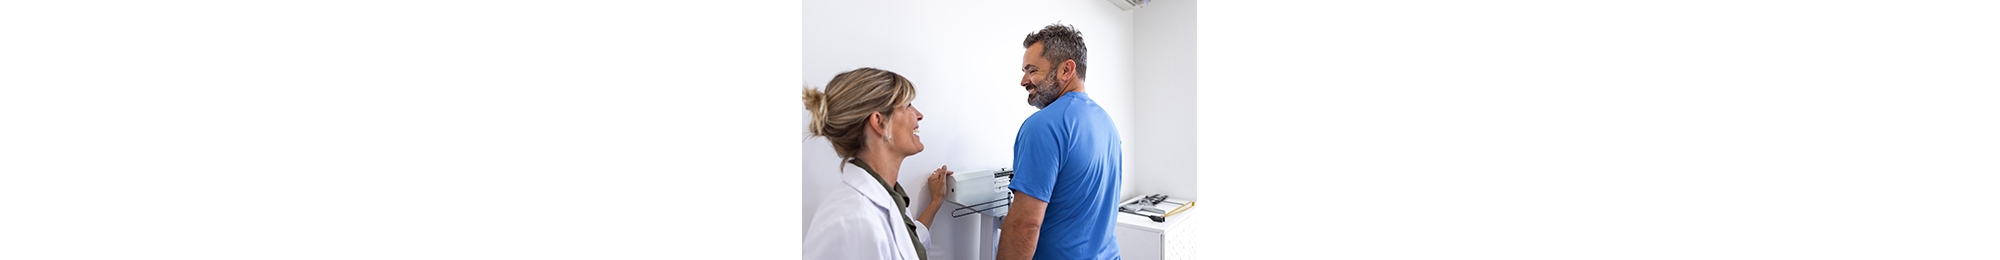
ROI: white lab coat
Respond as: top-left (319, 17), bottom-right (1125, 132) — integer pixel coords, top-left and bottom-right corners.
top-left (803, 163), bottom-right (931, 260)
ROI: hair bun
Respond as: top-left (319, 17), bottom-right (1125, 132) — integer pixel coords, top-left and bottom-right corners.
top-left (802, 86), bottom-right (831, 136)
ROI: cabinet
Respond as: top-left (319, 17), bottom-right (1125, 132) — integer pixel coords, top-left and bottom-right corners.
top-left (1115, 197), bottom-right (1195, 260)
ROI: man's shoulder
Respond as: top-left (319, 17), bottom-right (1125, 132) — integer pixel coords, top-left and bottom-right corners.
top-left (1055, 96), bottom-right (1116, 134)
top-left (1028, 95), bottom-right (1104, 121)
top-left (1020, 105), bottom-right (1071, 130)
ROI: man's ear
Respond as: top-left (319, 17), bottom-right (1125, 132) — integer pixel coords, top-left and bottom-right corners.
top-left (1060, 60), bottom-right (1078, 82)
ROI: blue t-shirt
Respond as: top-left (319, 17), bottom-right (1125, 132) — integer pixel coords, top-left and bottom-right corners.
top-left (1009, 92), bottom-right (1123, 260)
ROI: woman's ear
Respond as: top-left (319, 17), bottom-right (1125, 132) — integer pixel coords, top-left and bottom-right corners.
top-left (867, 111), bottom-right (887, 138)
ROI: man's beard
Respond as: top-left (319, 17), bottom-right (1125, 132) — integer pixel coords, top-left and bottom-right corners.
top-left (1027, 73), bottom-right (1063, 109)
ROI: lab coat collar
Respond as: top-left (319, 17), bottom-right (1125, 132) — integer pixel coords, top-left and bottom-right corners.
top-left (841, 163), bottom-right (898, 214)
top-left (839, 162), bottom-right (923, 259)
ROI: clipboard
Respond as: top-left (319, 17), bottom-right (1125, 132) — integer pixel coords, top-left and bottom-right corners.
top-left (1118, 194), bottom-right (1195, 222)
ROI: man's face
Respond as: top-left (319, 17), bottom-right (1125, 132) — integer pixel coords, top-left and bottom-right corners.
top-left (1020, 43), bottom-right (1063, 109)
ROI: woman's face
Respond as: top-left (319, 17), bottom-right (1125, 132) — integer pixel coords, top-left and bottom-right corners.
top-left (883, 104), bottom-right (925, 156)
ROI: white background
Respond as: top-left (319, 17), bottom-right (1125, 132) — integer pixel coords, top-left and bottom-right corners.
top-left (1199, 0), bottom-right (2000, 259)
top-left (6, 0), bottom-right (1998, 259)
top-left (1133, 0), bottom-right (1199, 201)
top-left (3, 1), bottom-right (799, 259)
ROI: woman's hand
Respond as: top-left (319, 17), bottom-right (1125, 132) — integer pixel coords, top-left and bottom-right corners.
top-left (918, 165), bottom-right (955, 228)
top-left (928, 165), bottom-right (953, 201)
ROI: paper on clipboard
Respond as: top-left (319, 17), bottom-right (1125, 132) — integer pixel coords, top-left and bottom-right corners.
top-left (1119, 194), bottom-right (1195, 221)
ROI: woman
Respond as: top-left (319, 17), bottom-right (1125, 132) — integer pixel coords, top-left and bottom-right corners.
top-left (801, 67), bottom-right (955, 260)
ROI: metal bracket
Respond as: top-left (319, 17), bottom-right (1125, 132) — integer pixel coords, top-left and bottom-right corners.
top-left (950, 192), bottom-right (1013, 218)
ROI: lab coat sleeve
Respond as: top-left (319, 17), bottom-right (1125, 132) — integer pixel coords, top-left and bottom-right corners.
top-left (802, 213), bottom-right (884, 260)
top-left (909, 210), bottom-right (931, 249)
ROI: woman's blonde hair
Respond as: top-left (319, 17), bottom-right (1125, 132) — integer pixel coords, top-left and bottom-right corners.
top-left (803, 67), bottom-right (917, 163)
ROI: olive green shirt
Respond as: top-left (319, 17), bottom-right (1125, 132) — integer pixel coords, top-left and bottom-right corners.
top-left (850, 159), bottom-right (926, 260)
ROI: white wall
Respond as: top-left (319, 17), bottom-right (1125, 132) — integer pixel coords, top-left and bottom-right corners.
top-left (803, 0), bottom-right (1136, 259)
top-left (1134, 0), bottom-right (1198, 200)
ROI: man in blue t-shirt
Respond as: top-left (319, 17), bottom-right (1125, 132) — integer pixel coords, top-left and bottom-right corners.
top-left (998, 23), bottom-right (1123, 260)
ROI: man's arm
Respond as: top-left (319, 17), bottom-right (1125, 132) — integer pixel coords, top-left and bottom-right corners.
top-left (997, 190), bottom-right (1048, 260)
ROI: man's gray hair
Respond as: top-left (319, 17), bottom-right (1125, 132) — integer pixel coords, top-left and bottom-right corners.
top-left (1023, 23), bottom-right (1088, 80)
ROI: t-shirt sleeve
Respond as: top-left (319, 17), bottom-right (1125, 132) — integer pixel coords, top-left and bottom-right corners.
top-left (1009, 121), bottom-right (1061, 203)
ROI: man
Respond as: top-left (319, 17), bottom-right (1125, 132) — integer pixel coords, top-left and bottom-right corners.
top-left (997, 23), bottom-right (1123, 260)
